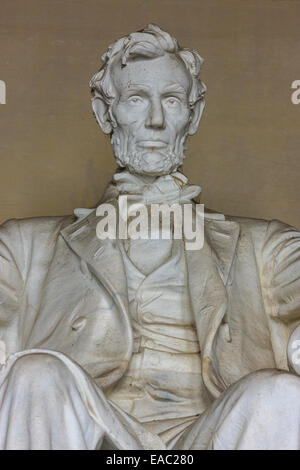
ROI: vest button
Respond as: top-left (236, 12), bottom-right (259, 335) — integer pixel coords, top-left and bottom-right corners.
top-left (71, 316), bottom-right (87, 331)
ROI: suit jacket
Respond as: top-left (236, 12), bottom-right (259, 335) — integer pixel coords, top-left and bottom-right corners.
top-left (1, 204), bottom-right (300, 399)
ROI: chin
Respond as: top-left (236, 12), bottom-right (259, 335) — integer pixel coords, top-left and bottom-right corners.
top-left (116, 150), bottom-right (184, 177)
top-left (132, 165), bottom-right (174, 176)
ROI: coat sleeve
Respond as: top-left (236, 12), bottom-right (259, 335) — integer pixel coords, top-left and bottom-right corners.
top-left (262, 219), bottom-right (300, 324)
top-left (0, 218), bottom-right (26, 356)
top-left (260, 219), bottom-right (300, 371)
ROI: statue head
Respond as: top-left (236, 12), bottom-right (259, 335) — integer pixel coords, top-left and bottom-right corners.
top-left (90, 24), bottom-right (206, 176)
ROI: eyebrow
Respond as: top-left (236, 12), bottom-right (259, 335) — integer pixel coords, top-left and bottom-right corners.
top-left (119, 84), bottom-right (151, 99)
top-left (121, 83), bottom-right (187, 96)
top-left (162, 83), bottom-right (187, 94)
top-left (124, 84), bottom-right (151, 92)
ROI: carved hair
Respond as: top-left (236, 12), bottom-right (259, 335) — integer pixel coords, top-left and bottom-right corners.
top-left (90, 24), bottom-right (206, 110)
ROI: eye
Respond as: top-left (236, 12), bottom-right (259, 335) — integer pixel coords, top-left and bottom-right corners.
top-left (128, 96), bottom-right (144, 105)
top-left (165, 97), bottom-right (180, 107)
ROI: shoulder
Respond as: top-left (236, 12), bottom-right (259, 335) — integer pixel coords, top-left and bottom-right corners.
top-left (223, 213), bottom-right (300, 258)
top-left (0, 214), bottom-right (77, 277)
top-left (225, 214), bottom-right (269, 231)
top-left (0, 214), bottom-right (76, 248)
top-left (224, 213), bottom-right (300, 238)
top-left (0, 213), bottom-right (75, 232)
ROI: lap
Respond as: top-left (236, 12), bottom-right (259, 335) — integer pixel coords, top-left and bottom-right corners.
top-left (0, 349), bottom-right (166, 450)
top-left (174, 369), bottom-right (300, 450)
top-left (3, 353), bottom-right (299, 450)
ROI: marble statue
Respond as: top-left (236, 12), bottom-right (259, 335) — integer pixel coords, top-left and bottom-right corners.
top-left (1, 24), bottom-right (300, 450)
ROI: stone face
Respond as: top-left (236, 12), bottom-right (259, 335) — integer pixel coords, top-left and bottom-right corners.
top-left (0, 24), bottom-right (300, 450)
top-left (89, 24), bottom-right (205, 177)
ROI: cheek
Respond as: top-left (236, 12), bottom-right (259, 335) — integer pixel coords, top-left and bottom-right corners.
top-left (112, 104), bottom-right (144, 127)
top-left (167, 109), bottom-right (191, 134)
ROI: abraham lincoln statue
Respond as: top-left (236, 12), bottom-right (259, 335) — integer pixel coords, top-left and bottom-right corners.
top-left (0, 25), bottom-right (300, 450)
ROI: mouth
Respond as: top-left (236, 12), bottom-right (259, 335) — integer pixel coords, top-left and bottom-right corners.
top-left (137, 140), bottom-right (168, 150)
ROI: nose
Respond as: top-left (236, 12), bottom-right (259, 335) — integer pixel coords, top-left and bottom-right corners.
top-left (145, 99), bottom-right (165, 129)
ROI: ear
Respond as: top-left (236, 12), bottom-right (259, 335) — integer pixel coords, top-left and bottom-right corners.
top-left (187, 99), bottom-right (205, 136)
top-left (91, 96), bottom-right (113, 134)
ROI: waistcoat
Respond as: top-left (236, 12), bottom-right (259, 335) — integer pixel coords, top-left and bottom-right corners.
top-left (108, 238), bottom-right (213, 443)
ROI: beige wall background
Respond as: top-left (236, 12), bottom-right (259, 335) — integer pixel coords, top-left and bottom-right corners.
top-left (0, 0), bottom-right (300, 227)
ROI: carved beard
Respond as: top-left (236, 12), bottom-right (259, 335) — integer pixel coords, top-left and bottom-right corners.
top-left (111, 129), bottom-right (187, 176)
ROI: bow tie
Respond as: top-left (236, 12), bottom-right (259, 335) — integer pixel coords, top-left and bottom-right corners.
top-left (74, 170), bottom-right (225, 222)
top-left (109, 170), bottom-right (202, 206)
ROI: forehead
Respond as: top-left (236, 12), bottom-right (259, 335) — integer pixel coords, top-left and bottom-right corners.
top-left (111, 53), bottom-right (191, 94)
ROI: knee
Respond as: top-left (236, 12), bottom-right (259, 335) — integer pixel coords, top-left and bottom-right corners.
top-left (239, 369), bottom-right (300, 405)
top-left (9, 353), bottom-right (70, 388)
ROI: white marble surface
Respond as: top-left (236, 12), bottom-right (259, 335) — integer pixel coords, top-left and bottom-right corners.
top-left (1, 24), bottom-right (300, 449)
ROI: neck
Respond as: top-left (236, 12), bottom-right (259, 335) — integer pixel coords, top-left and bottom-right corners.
top-left (117, 167), bottom-right (184, 184)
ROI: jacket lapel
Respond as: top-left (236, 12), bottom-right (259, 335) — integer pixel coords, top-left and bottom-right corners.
top-left (186, 215), bottom-right (240, 398)
top-left (61, 202), bottom-right (240, 398)
top-left (60, 206), bottom-right (133, 363)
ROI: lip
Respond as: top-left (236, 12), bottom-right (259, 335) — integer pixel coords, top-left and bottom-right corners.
top-left (137, 140), bottom-right (168, 149)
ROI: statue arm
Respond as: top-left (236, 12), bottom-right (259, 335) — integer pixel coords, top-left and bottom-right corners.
top-left (262, 219), bottom-right (300, 323)
top-left (260, 219), bottom-right (300, 371)
top-left (0, 218), bottom-right (26, 359)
